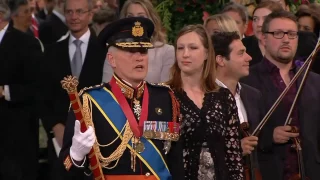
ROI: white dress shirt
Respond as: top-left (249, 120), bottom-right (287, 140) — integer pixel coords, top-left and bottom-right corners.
top-left (68, 29), bottom-right (90, 64)
top-left (216, 79), bottom-right (248, 123)
top-left (0, 23), bottom-right (11, 101)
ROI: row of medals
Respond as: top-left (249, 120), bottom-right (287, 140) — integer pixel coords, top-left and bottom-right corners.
top-left (143, 130), bottom-right (179, 142)
top-left (130, 98), bottom-right (179, 171)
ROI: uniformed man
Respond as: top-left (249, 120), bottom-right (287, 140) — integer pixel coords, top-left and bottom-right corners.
top-left (59, 17), bottom-right (184, 180)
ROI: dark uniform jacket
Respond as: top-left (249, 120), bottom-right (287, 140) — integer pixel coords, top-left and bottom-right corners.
top-left (60, 77), bottom-right (185, 180)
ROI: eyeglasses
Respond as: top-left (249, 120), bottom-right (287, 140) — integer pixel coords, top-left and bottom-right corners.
top-left (65, 9), bottom-right (90, 16)
top-left (264, 31), bottom-right (298, 39)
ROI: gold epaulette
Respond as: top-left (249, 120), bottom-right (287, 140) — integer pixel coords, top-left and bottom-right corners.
top-left (147, 82), bottom-right (172, 91)
top-left (78, 83), bottom-right (105, 96)
top-left (68, 83), bottom-right (105, 112)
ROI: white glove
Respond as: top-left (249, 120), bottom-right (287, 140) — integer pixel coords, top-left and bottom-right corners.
top-left (70, 120), bottom-right (96, 161)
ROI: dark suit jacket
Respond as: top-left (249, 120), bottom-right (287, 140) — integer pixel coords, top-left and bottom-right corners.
top-left (41, 31), bottom-right (106, 134)
top-left (242, 36), bottom-right (263, 67)
top-left (240, 61), bottom-right (320, 180)
top-left (37, 9), bottom-right (47, 21)
top-left (39, 13), bottom-right (68, 45)
top-left (0, 24), bottom-right (43, 178)
top-left (240, 83), bottom-right (264, 178)
top-left (240, 83), bottom-right (263, 133)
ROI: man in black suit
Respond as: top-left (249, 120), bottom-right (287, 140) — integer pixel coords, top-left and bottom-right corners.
top-left (241, 10), bottom-right (320, 180)
top-left (41, 0), bottom-right (105, 179)
top-left (39, 0), bottom-right (68, 45)
top-left (212, 31), bottom-right (263, 179)
top-left (0, 1), bottom-right (43, 179)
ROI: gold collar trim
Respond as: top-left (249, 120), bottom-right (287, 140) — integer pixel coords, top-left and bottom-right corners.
top-left (113, 75), bottom-right (145, 99)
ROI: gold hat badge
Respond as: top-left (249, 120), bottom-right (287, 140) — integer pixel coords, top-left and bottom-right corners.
top-left (132, 21), bottom-right (144, 37)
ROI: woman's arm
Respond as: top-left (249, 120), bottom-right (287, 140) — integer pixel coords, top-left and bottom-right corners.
top-left (224, 93), bottom-right (244, 180)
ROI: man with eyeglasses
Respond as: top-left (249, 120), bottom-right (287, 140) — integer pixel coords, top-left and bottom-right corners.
top-left (41, 0), bottom-right (106, 179)
top-left (241, 10), bottom-right (320, 180)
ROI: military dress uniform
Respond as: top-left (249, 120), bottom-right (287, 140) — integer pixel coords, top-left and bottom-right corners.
top-left (59, 17), bottom-right (184, 180)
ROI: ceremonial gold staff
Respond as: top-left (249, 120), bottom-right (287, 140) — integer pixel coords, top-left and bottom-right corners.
top-left (61, 76), bottom-right (105, 180)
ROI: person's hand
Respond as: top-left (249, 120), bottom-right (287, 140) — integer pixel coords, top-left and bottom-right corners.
top-left (241, 136), bottom-right (258, 156)
top-left (273, 126), bottom-right (299, 144)
top-left (53, 123), bottom-right (65, 147)
top-left (70, 120), bottom-right (95, 161)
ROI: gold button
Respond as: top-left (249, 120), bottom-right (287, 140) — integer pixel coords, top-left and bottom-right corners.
top-left (145, 172), bottom-right (150, 176)
top-left (155, 107), bottom-right (162, 115)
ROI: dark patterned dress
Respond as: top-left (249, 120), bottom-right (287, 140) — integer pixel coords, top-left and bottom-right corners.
top-left (175, 87), bottom-right (244, 180)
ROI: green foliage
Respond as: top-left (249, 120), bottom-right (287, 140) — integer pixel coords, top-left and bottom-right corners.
top-left (289, 0), bottom-right (320, 13)
top-left (155, 0), bottom-right (174, 32)
top-left (156, 0), bottom-right (229, 43)
top-left (155, 0), bottom-right (320, 43)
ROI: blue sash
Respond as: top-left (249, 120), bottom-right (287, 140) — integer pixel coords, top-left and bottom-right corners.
top-left (86, 87), bottom-right (171, 180)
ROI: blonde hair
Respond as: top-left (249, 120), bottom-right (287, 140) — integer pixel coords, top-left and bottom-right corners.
top-left (120, 0), bottom-right (167, 46)
top-left (167, 24), bottom-right (219, 93)
top-left (204, 14), bottom-right (242, 38)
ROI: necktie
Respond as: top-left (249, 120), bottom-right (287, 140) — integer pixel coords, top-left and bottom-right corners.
top-left (71, 40), bottom-right (83, 78)
top-left (31, 17), bottom-right (39, 38)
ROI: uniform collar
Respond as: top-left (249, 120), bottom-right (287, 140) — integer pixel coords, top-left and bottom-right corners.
top-left (113, 74), bottom-right (145, 99)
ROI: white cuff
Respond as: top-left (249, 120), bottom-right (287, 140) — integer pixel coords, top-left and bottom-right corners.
top-left (70, 150), bottom-right (86, 168)
top-left (4, 85), bottom-right (11, 101)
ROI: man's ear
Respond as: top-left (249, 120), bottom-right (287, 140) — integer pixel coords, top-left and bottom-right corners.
top-left (215, 55), bottom-right (225, 67)
top-left (107, 52), bottom-right (116, 68)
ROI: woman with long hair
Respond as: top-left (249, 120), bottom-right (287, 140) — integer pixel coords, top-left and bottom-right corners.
top-left (167, 24), bottom-right (244, 180)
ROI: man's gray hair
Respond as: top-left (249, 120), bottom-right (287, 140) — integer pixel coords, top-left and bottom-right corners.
top-left (221, 2), bottom-right (249, 24)
top-left (0, 0), bottom-right (10, 21)
top-left (6, 0), bottom-right (28, 16)
top-left (64, 0), bottom-right (93, 11)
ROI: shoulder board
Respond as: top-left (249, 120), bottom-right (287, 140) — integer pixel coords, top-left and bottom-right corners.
top-left (78, 83), bottom-right (105, 96)
top-left (147, 82), bottom-right (172, 91)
